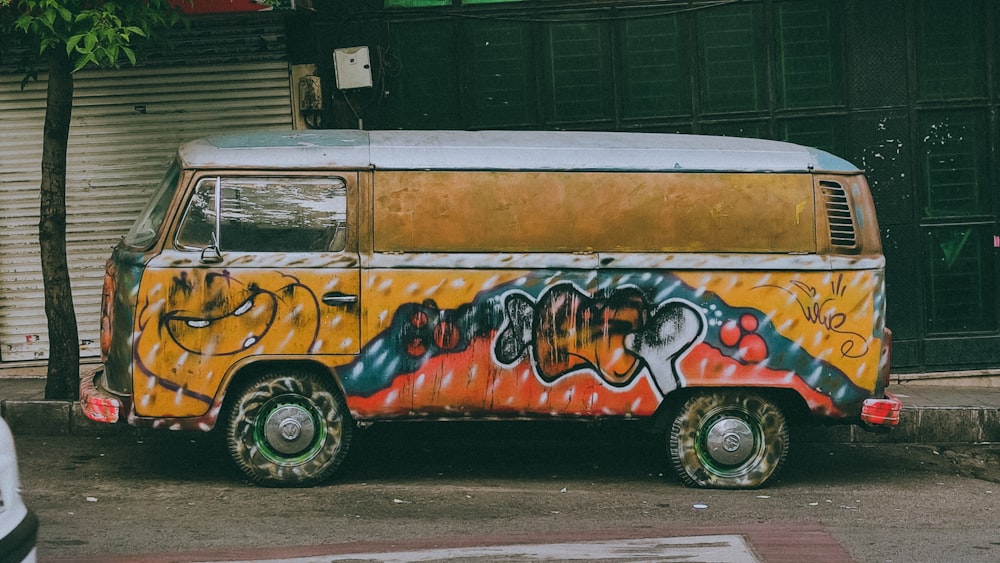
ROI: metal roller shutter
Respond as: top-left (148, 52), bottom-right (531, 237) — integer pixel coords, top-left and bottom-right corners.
top-left (0, 61), bottom-right (292, 361)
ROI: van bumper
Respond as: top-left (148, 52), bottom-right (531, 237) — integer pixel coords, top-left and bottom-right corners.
top-left (80, 365), bottom-right (127, 424)
top-left (860, 392), bottom-right (902, 427)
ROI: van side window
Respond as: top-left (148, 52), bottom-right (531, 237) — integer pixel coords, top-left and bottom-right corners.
top-left (175, 177), bottom-right (349, 252)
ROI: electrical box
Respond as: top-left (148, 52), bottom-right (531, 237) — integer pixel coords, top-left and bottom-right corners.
top-left (333, 46), bottom-right (373, 90)
top-left (290, 64), bottom-right (320, 130)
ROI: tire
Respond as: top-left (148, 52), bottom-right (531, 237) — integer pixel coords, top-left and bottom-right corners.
top-left (668, 390), bottom-right (789, 489)
top-left (224, 370), bottom-right (353, 487)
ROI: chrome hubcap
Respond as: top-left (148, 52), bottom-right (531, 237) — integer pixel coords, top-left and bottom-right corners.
top-left (263, 404), bottom-right (315, 455)
top-left (704, 416), bottom-right (754, 466)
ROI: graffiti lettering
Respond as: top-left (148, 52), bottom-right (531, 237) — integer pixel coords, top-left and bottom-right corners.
top-left (494, 283), bottom-right (704, 396)
top-left (756, 274), bottom-right (869, 358)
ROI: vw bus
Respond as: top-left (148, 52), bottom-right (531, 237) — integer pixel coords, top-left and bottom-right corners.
top-left (81, 130), bottom-right (901, 489)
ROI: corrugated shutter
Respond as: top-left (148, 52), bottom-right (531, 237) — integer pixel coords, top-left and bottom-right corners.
top-left (0, 61), bottom-right (292, 361)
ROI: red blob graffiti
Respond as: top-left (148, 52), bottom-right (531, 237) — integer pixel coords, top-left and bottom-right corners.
top-left (720, 314), bottom-right (768, 364)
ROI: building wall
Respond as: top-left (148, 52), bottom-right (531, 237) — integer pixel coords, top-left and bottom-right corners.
top-left (294, 0), bottom-right (999, 374)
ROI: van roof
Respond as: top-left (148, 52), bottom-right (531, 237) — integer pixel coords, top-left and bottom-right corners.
top-left (177, 129), bottom-right (861, 174)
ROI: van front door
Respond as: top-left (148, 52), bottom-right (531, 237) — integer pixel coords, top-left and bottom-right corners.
top-left (131, 172), bottom-right (361, 419)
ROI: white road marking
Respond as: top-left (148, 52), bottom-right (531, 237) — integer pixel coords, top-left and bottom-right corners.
top-left (196, 534), bottom-right (760, 563)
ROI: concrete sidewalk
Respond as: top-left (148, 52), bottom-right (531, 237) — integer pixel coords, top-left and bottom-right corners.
top-left (1, 375), bottom-right (999, 443)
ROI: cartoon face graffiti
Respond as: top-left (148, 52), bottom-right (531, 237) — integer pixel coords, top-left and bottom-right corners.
top-left (158, 269), bottom-right (334, 360)
top-left (132, 268), bottom-right (357, 417)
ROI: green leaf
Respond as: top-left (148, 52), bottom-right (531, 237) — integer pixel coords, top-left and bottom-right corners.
top-left (14, 14), bottom-right (32, 33)
top-left (66, 34), bottom-right (84, 54)
top-left (122, 45), bottom-right (136, 66)
top-left (72, 52), bottom-right (97, 73)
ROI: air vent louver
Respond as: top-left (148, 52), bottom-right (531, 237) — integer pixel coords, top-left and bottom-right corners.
top-left (820, 180), bottom-right (857, 249)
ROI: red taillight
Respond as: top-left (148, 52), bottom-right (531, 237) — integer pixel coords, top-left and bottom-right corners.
top-left (80, 367), bottom-right (122, 423)
top-left (81, 394), bottom-right (121, 424)
top-left (861, 392), bottom-right (902, 427)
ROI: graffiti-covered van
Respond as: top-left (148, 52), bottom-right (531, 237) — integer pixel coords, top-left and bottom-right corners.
top-left (81, 130), bottom-right (901, 489)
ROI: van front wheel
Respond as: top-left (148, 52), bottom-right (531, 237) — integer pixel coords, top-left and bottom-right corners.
top-left (668, 391), bottom-right (788, 489)
top-left (224, 370), bottom-right (353, 487)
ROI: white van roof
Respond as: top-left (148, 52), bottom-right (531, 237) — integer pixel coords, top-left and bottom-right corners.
top-left (177, 129), bottom-right (860, 174)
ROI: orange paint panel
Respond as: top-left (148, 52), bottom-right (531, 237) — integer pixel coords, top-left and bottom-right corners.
top-left (346, 351), bottom-right (663, 420)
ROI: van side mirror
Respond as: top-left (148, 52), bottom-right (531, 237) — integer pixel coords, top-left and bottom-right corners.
top-left (200, 245), bottom-right (223, 264)
top-left (201, 231), bottom-right (223, 264)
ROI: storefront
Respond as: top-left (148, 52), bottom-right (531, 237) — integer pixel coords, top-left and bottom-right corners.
top-left (0, 14), bottom-right (293, 361)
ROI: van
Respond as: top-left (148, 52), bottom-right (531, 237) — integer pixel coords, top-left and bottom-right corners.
top-left (81, 130), bottom-right (901, 489)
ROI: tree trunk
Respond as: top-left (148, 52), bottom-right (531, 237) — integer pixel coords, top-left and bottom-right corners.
top-left (40, 48), bottom-right (80, 401)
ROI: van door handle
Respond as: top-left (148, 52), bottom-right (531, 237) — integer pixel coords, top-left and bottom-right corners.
top-left (322, 292), bottom-right (359, 306)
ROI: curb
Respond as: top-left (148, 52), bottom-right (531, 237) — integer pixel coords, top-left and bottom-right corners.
top-left (2, 399), bottom-right (998, 443)
top-left (796, 405), bottom-right (1000, 445)
top-left (1, 400), bottom-right (133, 436)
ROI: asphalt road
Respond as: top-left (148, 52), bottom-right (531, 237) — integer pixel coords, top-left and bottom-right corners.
top-left (13, 421), bottom-right (1000, 562)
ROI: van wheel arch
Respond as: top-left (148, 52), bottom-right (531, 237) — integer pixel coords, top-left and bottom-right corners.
top-left (651, 386), bottom-right (810, 431)
top-left (219, 360), bottom-right (347, 411)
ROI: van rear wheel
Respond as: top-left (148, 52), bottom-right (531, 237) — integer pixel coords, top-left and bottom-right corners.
top-left (224, 370), bottom-right (352, 487)
top-left (668, 390), bottom-right (788, 489)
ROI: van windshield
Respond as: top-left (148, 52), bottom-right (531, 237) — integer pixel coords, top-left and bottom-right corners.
top-left (123, 161), bottom-right (181, 249)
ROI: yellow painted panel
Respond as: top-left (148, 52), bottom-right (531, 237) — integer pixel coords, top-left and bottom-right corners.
top-left (132, 261), bottom-right (360, 418)
top-left (373, 171), bottom-right (815, 253)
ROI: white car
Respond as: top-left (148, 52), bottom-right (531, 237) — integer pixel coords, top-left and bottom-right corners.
top-left (0, 417), bottom-right (37, 563)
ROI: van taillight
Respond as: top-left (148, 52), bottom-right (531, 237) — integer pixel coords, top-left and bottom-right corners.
top-left (100, 268), bottom-right (113, 362)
